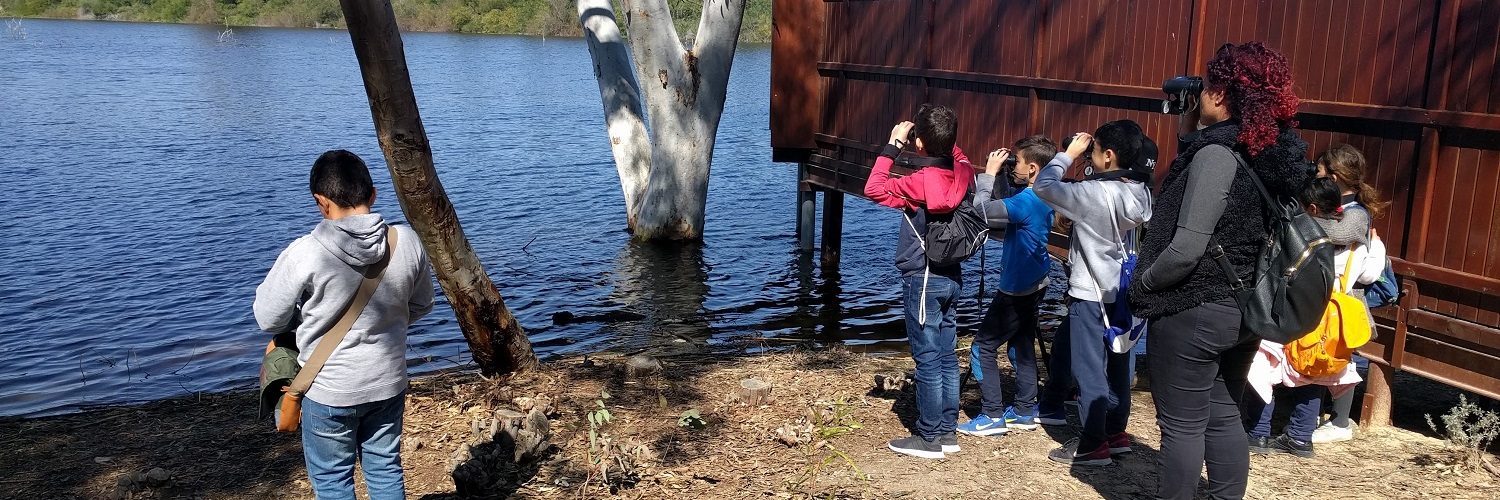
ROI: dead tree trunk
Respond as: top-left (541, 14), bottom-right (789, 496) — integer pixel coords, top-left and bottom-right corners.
top-left (578, 0), bottom-right (747, 240)
top-left (338, 0), bottom-right (537, 376)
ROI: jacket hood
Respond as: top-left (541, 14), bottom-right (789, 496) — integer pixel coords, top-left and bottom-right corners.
top-left (1119, 181), bottom-right (1153, 227)
top-left (922, 146), bottom-right (976, 213)
top-left (312, 213), bottom-right (390, 267)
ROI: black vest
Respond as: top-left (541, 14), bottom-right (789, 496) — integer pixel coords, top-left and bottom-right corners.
top-left (1128, 122), bottom-right (1311, 319)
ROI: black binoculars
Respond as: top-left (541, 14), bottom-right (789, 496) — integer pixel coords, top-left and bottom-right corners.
top-left (1161, 76), bottom-right (1204, 115)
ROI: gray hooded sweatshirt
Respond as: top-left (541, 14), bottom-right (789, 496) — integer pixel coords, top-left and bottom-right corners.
top-left (1033, 153), bottom-right (1153, 303)
top-left (254, 213), bottom-right (434, 407)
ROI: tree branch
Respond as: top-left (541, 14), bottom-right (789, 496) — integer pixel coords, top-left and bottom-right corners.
top-left (691, 0), bottom-right (746, 123)
top-left (578, 0), bottom-right (652, 219)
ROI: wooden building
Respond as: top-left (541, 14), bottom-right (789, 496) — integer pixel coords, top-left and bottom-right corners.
top-left (770, 0), bottom-right (1500, 425)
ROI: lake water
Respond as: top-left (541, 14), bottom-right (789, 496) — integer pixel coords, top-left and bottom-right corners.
top-left (0, 19), bottom-right (1060, 417)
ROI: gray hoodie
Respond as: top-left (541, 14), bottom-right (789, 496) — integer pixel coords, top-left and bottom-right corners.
top-left (1033, 153), bottom-right (1153, 303)
top-left (254, 213), bottom-right (434, 407)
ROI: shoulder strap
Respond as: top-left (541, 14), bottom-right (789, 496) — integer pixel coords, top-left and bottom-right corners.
top-left (286, 226), bottom-right (399, 397)
top-left (1207, 152), bottom-right (1259, 289)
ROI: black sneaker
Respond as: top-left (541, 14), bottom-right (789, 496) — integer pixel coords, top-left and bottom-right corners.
top-left (1047, 438), bottom-right (1112, 466)
top-left (1248, 435), bottom-right (1273, 455)
top-left (888, 435), bottom-right (944, 459)
top-left (938, 433), bottom-right (960, 453)
top-left (1270, 434), bottom-right (1314, 458)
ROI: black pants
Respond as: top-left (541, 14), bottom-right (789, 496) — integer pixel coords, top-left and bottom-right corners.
top-left (1149, 299), bottom-right (1257, 500)
top-left (974, 288), bottom-right (1044, 416)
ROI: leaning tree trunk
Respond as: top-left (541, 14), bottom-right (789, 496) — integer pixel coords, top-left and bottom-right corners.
top-left (339, 0), bottom-right (538, 376)
top-left (579, 0), bottom-right (746, 240)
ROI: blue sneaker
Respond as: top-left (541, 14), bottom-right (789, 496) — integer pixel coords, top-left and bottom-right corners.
top-left (1037, 405), bottom-right (1069, 426)
top-left (957, 414), bottom-right (1009, 436)
top-left (1002, 406), bottom-right (1039, 430)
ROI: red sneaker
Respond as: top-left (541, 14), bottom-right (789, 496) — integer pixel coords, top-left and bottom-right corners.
top-left (1108, 432), bottom-right (1133, 455)
top-left (1048, 438), bottom-right (1112, 466)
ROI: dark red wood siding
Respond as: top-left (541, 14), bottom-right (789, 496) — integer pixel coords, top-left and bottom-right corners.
top-left (770, 0), bottom-right (1500, 401)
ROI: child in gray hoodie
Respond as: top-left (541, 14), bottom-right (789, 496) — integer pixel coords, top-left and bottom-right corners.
top-left (1032, 120), bottom-right (1155, 466)
top-left (254, 150), bottom-right (434, 499)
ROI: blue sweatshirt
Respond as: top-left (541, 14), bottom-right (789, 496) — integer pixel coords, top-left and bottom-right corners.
top-left (974, 175), bottom-right (1054, 295)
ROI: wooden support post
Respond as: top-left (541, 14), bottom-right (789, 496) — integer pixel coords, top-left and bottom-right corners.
top-left (820, 191), bottom-right (844, 268)
top-left (1361, 361), bottom-right (1395, 429)
top-left (797, 182), bottom-right (816, 252)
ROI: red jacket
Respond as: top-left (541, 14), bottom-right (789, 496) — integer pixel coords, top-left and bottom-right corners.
top-left (863, 145), bottom-right (975, 213)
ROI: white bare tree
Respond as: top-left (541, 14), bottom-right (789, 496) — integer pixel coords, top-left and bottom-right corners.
top-left (577, 0), bottom-right (746, 240)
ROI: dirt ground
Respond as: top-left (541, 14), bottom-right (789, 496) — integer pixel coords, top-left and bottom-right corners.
top-left (3, 348), bottom-right (1497, 500)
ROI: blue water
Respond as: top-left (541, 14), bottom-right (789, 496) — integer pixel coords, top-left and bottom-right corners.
top-left (0, 19), bottom-right (1059, 417)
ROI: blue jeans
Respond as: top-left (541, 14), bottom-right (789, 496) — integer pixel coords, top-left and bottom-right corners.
top-left (974, 288), bottom-right (1043, 416)
top-left (1245, 384), bottom-right (1323, 442)
top-left (301, 393), bottom-right (407, 500)
top-left (903, 273), bottom-right (962, 441)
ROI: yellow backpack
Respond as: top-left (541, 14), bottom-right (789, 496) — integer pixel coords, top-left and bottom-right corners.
top-left (1285, 248), bottom-right (1371, 377)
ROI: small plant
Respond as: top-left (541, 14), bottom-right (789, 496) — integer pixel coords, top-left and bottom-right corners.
top-left (1425, 394), bottom-right (1500, 476)
top-left (785, 395), bottom-right (871, 493)
top-left (678, 409), bottom-right (706, 430)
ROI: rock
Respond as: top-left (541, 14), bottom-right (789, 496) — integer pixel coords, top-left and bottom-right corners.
top-left (94, 456), bottom-right (114, 464)
top-left (403, 437), bottom-right (424, 452)
top-left (514, 396), bottom-right (554, 415)
top-left (145, 467), bottom-right (171, 484)
top-left (874, 372), bottom-right (912, 392)
top-left (774, 421), bottom-right (814, 447)
top-left (625, 354), bottom-right (663, 378)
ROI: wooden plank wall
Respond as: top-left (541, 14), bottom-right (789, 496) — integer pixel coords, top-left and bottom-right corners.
top-left (769, 0), bottom-right (1500, 400)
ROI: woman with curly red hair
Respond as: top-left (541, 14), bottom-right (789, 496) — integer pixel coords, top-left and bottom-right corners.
top-left (1127, 42), bottom-right (1313, 499)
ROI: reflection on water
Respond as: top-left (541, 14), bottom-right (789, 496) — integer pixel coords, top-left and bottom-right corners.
top-left (606, 241), bottom-right (712, 350)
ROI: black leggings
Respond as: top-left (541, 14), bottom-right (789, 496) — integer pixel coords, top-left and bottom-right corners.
top-left (1148, 299), bottom-right (1258, 500)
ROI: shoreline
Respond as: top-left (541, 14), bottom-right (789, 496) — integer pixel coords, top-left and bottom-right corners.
top-left (4, 349), bottom-right (1496, 498)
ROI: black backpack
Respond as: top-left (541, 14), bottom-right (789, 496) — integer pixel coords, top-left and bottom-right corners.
top-left (1209, 154), bottom-right (1335, 344)
top-left (897, 154), bottom-right (989, 267)
top-left (917, 196), bottom-right (989, 267)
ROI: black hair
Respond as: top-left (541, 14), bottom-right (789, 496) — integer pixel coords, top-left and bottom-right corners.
top-left (1013, 135), bottom-right (1058, 167)
top-left (913, 103), bottom-right (958, 156)
top-left (1093, 119), bottom-right (1156, 181)
top-left (1300, 177), bottom-right (1343, 219)
top-left (309, 149), bottom-right (374, 208)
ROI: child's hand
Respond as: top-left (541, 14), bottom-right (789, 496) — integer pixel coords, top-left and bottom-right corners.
top-left (1064, 132), bottom-right (1093, 160)
top-left (888, 121), bottom-right (915, 147)
top-left (986, 148), bottom-right (1011, 175)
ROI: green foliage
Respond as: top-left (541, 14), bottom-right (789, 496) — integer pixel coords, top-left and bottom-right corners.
top-left (1426, 394), bottom-right (1500, 467)
top-left (677, 408), bottom-right (705, 430)
top-left (1, 0), bottom-right (773, 42)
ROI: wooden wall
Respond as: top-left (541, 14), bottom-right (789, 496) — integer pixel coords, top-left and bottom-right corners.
top-left (770, 0), bottom-right (1500, 401)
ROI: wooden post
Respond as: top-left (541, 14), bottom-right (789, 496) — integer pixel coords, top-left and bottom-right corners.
top-left (797, 164), bottom-right (816, 251)
top-left (820, 190), bottom-right (844, 268)
top-left (1361, 361), bottom-right (1395, 429)
top-left (338, 0), bottom-right (537, 375)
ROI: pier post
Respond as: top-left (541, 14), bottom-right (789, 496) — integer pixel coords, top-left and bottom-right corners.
top-left (797, 163), bottom-right (816, 252)
top-left (1361, 361), bottom-right (1395, 429)
top-left (820, 190), bottom-right (844, 268)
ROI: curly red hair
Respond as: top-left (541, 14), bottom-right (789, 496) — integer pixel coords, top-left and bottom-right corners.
top-left (1206, 42), bottom-right (1299, 155)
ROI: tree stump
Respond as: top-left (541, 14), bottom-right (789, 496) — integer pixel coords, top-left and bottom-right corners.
top-left (625, 354), bottom-right (663, 379)
top-left (736, 378), bottom-right (773, 406)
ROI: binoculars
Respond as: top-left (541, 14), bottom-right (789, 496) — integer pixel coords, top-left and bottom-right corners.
top-left (1161, 76), bottom-right (1204, 115)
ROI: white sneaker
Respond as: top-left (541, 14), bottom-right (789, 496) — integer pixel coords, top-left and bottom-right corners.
top-left (1311, 421), bottom-right (1355, 443)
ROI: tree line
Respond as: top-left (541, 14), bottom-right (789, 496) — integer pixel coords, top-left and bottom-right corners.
top-left (0, 0), bottom-right (774, 42)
